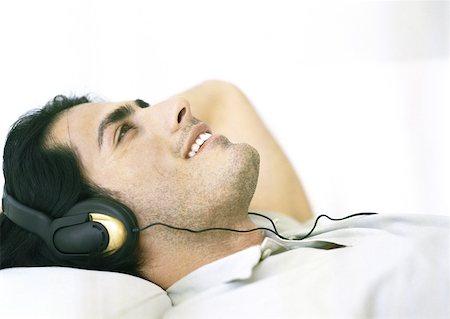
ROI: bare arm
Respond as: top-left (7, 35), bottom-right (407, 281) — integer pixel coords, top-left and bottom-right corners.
top-left (176, 80), bottom-right (313, 222)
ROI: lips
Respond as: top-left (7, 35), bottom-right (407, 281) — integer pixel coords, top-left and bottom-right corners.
top-left (183, 123), bottom-right (213, 159)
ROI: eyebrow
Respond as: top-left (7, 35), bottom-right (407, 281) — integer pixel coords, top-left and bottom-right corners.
top-left (135, 98), bottom-right (150, 108)
top-left (98, 104), bottom-right (135, 148)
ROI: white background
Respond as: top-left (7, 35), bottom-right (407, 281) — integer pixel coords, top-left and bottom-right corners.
top-left (0, 0), bottom-right (449, 217)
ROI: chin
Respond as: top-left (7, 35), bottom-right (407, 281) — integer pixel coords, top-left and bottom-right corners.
top-left (235, 143), bottom-right (260, 173)
top-left (222, 142), bottom-right (260, 203)
top-left (182, 142), bottom-right (260, 216)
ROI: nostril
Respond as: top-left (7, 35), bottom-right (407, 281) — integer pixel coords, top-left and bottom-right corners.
top-left (177, 107), bottom-right (186, 124)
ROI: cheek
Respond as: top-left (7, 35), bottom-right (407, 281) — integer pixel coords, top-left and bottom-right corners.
top-left (90, 142), bottom-right (171, 190)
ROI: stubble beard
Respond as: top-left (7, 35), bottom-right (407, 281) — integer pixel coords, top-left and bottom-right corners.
top-left (138, 142), bottom-right (261, 245)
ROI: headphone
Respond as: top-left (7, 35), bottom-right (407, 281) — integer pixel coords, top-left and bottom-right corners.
top-left (2, 188), bottom-right (139, 260)
top-left (2, 187), bottom-right (378, 259)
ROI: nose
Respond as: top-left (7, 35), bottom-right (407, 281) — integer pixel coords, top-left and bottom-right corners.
top-left (167, 96), bottom-right (192, 133)
top-left (140, 96), bottom-right (193, 134)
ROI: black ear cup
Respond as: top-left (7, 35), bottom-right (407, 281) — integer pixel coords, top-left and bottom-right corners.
top-left (53, 222), bottom-right (109, 254)
top-left (2, 188), bottom-right (139, 260)
top-left (53, 198), bottom-right (139, 259)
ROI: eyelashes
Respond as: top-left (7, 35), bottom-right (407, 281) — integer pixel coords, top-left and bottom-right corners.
top-left (114, 100), bottom-right (148, 146)
top-left (116, 123), bottom-right (134, 144)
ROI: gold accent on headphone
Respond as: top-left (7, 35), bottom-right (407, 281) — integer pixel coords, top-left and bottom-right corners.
top-left (89, 213), bottom-right (127, 254)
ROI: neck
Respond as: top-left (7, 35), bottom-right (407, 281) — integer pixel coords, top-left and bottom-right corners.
top-left (139, 216), bottom-right (263, 289)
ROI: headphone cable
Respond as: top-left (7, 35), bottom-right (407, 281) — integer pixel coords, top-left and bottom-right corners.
top-left (133, 212), bottom-right (378, 241)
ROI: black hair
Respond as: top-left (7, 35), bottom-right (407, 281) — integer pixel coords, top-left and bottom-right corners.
top-left (1, 95), bottom-right (143, 277)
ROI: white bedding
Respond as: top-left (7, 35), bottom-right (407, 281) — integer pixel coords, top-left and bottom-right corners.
top-left (1, 212), bottom-right (449, 318)
top-left (0, 266), bottom-right (171, 319)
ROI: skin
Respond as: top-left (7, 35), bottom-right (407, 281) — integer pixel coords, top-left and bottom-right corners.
top-left (48, 80), bottom-right (312, 288)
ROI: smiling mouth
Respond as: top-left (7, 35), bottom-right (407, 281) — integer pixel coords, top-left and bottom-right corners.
top-left (188, 133), bottom-right (212, 158)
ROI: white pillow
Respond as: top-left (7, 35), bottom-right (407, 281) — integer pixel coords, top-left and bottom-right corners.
top-left (0, 266), bottom-right (171, 318)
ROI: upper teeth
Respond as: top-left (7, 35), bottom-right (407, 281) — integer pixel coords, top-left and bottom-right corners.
top-left (188, 133), bottom-right (212, 158)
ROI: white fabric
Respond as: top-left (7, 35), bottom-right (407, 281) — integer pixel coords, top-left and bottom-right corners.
top-left (165, 213), bottom-right (450, 318)
top-left (0, 266), bottom-right (171, 319)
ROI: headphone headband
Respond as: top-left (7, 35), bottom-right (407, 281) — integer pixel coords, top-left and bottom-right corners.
top-left (2, 189), bottom-right (52, 240)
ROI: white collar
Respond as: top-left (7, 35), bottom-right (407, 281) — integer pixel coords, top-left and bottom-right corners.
top-left (167, 233), bottom-right (344, 305)
top-left (166, 213), bottom-right (347, 305)
top-left (167, 245), bottom-right (262, 305)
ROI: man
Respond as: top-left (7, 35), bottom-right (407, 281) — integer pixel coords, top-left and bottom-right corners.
top-left (1, 80), bottom-right (312, 287)
top-left (1, 80), bottom-right (448, 317)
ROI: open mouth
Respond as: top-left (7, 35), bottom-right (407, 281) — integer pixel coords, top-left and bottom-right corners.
top-left (188, 132), bottom-right (212, 158)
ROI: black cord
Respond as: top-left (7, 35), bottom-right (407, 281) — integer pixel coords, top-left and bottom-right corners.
top-left (133, 212), bottom-right (377, 241)
top-left (290, 212), bottom-right (378, 240)
top-left (134, 221), bottom-right (289, 239)
top-left (248, 212), bottom-right (280, 233)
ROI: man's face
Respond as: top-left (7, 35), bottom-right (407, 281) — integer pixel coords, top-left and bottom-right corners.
top-left (49, 97), bottom-right (260, 229)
